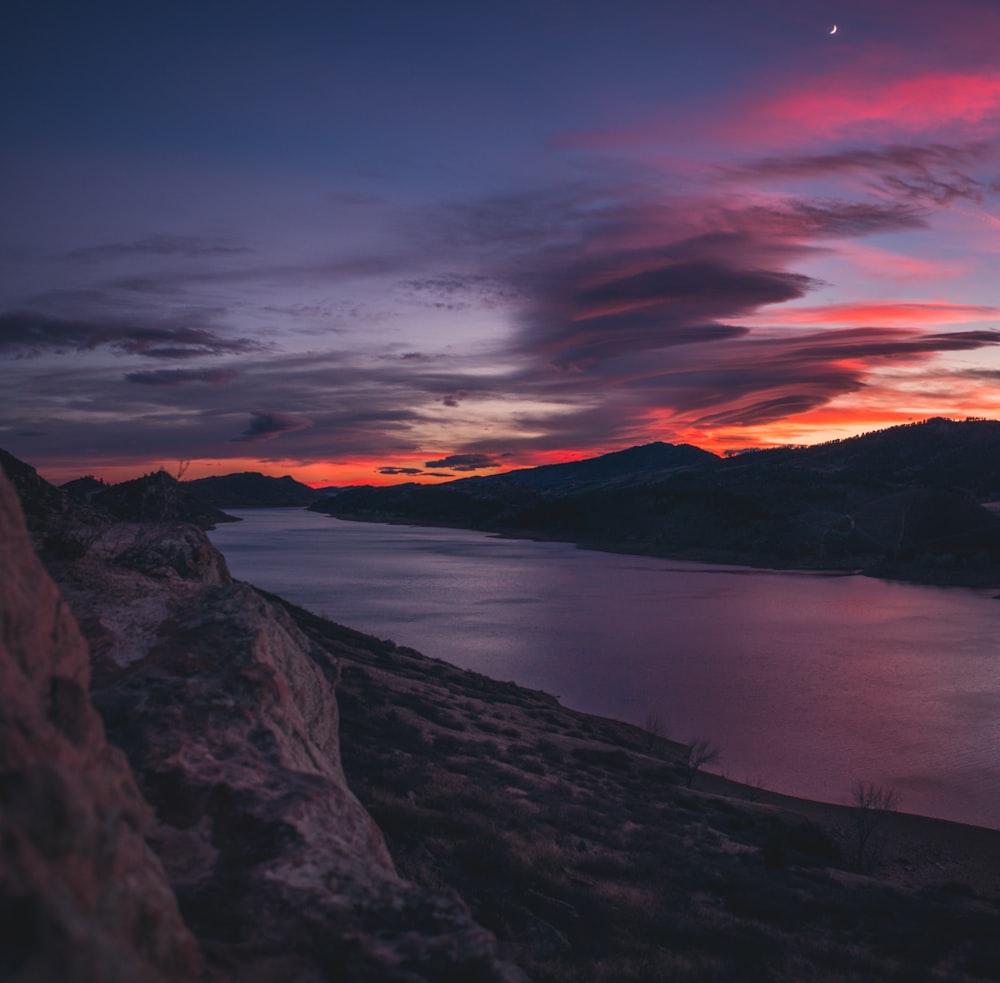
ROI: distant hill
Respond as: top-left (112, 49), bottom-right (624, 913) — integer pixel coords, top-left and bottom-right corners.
top-left (185, 472), bottom-right (321, 508)
top-left (456, 441), bottom-right (717, 494)
top-left (92, 471), bottom-right (238, 527)
top-left (310, 419), bottom-right (1000, 586)
top-left (61, 475), bottom-right (109, 503)
top-left (0, 450), bottom-right (236, 535)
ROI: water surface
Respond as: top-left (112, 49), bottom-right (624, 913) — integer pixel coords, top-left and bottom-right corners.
top-left (209, 509), bottom-right (1000, 828)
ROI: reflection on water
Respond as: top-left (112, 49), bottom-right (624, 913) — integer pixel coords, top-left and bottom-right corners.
top-left (210, 509), bottom-right (1000, 828)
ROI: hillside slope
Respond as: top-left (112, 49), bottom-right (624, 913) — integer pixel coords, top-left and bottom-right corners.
top-left (312, 419), bottom-right (1000, 585)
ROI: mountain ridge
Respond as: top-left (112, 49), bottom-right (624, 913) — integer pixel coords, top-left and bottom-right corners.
top-left (185, 471), bottom-right (321, 508)
top-left (310, 418), bottom-right (1000, 586)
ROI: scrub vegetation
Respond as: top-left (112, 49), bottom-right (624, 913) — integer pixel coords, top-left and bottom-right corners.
top-left (278, 593), bottom-right (1000, 983)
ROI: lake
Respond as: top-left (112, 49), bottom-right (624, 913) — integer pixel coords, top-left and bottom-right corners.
top-left (208, 508), bottom-right (1000, 829)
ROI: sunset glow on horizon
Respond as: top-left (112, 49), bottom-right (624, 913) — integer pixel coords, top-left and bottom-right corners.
top-left (4, 0), bottom-right (1000, 486)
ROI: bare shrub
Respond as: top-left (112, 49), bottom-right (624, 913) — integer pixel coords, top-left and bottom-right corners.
top-left (851, 780), bottom-right (900, 873)
top-left (685, 738), bottom-right (721, 788)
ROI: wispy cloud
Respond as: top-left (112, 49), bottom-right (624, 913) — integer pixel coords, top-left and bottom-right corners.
top-left (125, 367), bottom-right (241, 386)
top-left (731, 71), bottom-right (1000, 145)
top-left (0, 310), bottom-right (262, 359)
top-left (65, 234), bottom-right (252, 264)
top-left (738, 142), bottom-right (1000, 205)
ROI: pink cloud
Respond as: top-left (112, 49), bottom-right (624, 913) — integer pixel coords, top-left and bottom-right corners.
top-left (563, 67), bottom-right (1000, 155)
top-left (730, 71), bottom-right (1000, 145)
top-left (833, 243), bottom-right (973, 283)
top-left (745, 301), bottom-right (1000, 329)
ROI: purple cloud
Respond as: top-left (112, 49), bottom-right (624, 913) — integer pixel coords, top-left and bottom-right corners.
top-left (125, 368), bottom-right (240, 387)
top-left (234, 411), bottom-right (313, 443)
top-left (739, 142), bottom-right (1000, 205)
top-left (0, 310), bottom-right (261, 359)
top-left (66, 234), bottom-right (252, 263)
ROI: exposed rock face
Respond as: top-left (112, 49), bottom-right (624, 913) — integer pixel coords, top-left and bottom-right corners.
top-left (37, 495), bottom-right (522, 979)
top-left (0, 471), bottom-right (202, 982)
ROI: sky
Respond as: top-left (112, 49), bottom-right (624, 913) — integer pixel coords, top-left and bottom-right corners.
top-left (3, 0), bottom-right (1000, 486)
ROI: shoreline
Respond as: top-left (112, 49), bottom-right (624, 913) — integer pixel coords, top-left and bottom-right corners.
top-left (273, 587), bottom-right (1000, 909)
top-left (212, 509), bottom-right (1000, 830)
top-left (314, 506), bottom-right (1000, 591)
top-left (264, 582), bottom-right (1000, 839)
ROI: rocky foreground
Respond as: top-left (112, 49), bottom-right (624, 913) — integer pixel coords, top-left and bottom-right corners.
top-left (0, 466), bottom-right (520, 982)
top-left (3, 455), bottom-right (1000, 981)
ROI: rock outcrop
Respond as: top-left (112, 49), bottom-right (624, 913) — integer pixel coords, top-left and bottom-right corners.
top-left (2, 454), bottom-right (522, 981)
top-left (0, 471), bottom-right (202, 982)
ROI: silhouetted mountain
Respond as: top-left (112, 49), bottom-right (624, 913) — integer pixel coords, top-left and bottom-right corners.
top-left (92, 471), bottom-right (238, 527)
top-left (311, 419), bottom-right (1000, 586)
top-left (720, 417), bottom-right (1000, 498)
top-left (185, 472), bottom-right (321, 508)
top-left (457, 441), bottom-right (717, 494)
top-left (61, 475), bottom-right (109, 503)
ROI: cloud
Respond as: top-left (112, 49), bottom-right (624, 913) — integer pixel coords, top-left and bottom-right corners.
top-left (441, 390), bottom-right (468, 407)
top-left (423, 453), bottom-right (500, 471)
top-left (233, 411), bottom-right (313, 443)
top-left (613, 327), bottom-right (1000, 430)
top-left (737, 71), bottom-right (1000, 144)
top-left (376, 466), bottom-right (426, 476)
top-left (399, 274), bottom-right (516, 312)
top-left (66, 234), bottom-right (252, 263)
top-left (740, 142), bottom-right (1000, 205)
top-left (748, 302), bottom-right (1000, 328)
top-left (513, 250), bottom-right (810, 371)
top-left (476, 166), bottom-right (1000, 453)
top-left (125, 367), bottom-right (240, 386)
top-left (0, 310), bottom-right (262, 359)
top-left (502, 189), bottom-right (937, 370)
top-left (563, 61), bottom-right (1000, 155)
top-left (741, 199), bottom-right (926, 238)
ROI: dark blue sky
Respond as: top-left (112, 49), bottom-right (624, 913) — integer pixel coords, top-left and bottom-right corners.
top-left (4, 0), bottom-right (1000, 484)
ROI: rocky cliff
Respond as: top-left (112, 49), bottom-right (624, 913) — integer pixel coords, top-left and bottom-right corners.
top-left (0, 462), bottom-right (521, 982)
top-left (0, 472), bottom-right (201, 982)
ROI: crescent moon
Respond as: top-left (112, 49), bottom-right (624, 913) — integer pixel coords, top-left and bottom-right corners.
top-left (829, 24), bottom-right (838, 34)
